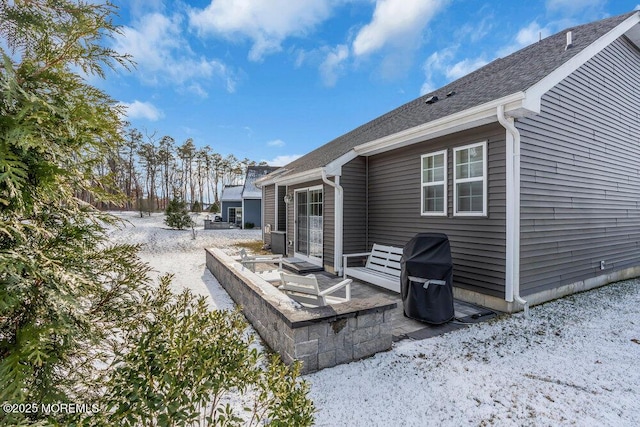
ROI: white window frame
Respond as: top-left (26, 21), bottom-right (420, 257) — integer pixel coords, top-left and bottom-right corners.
top-left (453, 141), bottom-right (488, 217)
top-left (293, 185), bottom-right (323, 265)
top-left (420, 149), bottom-right (448, 216)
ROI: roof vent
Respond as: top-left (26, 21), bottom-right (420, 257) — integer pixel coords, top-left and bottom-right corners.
top-left (446, 90), bottom-right (456, 97)
top-left (425, 95), bottom-right (439, 104)
top-left (565, 31), bottom-right (573, 50)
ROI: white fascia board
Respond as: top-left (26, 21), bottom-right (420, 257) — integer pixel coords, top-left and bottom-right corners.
top-left (262, 167), bottom-right (324, 186)
top-left (523, 13), bottom-right (640, 113)
top-left (353, 92), bottom-right (528, 157)
top-left (254, 167), bottom-right (287, 187)
top-left (324, 150), bottom-right (358, 176)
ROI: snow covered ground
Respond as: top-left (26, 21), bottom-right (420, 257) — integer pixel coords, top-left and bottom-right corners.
top-left (106, 212), bottom-right (640, 426)
top-left (105, 211), bottom-right (259, 310)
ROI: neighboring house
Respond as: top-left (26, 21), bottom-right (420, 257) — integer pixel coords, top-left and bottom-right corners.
top-left (242, 166), bottom-right (279, 228)
top-left (220, 184), bottom-right (243, 225)
top-left (256, 11), bottom-right (640, 313)
top-left (221, 166), bottom-right (279, 228)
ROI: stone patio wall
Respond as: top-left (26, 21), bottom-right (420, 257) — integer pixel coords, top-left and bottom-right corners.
top-left (205, 248), bottom-right (397, 373)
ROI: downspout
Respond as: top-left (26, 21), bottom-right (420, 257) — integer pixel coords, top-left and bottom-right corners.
top-left (365, 157), bottom-right (369, 249)
top-left (241, 198), bottom-right (245, 230)
top-left (497, 105), bottom-right (529, 317)
top-left (322, 169), bottom-right (344, 276)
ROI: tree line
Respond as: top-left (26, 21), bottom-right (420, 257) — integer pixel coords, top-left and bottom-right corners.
top-left (0, 1), bottom-right (313, 425)
top-left (87, 127), bottom-right (268, 212)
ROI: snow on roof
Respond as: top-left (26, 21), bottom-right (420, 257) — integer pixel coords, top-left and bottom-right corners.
top-left (220, 185), bottom-right (243, 202)
top-left (242, 166), bottom-right (279, 199)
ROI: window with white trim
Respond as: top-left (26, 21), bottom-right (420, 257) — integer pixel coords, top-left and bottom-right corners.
top-left (454, 141), bottom-right (487, 216)
top-left (421, 150), bottom-right (447, 215)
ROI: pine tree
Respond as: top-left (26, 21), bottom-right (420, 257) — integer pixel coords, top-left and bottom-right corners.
top-left (164, 197), bottom-right (193, 229)
top-left (0, 2), bottom-right (313, 425)
top-left (0, 0), bottom-right (149, 422)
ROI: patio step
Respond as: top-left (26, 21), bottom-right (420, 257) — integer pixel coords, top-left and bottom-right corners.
top-left (281, 258), bottom-right (324, 275)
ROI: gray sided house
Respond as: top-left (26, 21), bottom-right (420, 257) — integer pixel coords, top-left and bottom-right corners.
top-left (256, 12), bottom-right (640, 313)
top-left (220, 185), bottom-right (243, 224)
top-left (221, 166), bottom-right (279, 228)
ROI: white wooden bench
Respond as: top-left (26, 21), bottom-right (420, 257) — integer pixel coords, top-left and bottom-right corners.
top-left (279, 272), bottom-right (352, 307)
top-left (342, 243), bottom-right (403, 293)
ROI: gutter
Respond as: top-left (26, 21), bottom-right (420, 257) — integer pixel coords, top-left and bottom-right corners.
top-left (355, 92), bottom-right (529, 156)
top-left (259, 167), bottom-right (325, 187)
top-left (321, 169), bottom-right (344, 276)
top-left (497, 104), bottom-right (529, 317)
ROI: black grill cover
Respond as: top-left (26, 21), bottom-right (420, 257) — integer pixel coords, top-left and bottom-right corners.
top-left (401, 233), bottom-right (454, 324)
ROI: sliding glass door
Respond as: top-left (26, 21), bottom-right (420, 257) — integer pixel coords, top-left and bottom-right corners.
top-left (228, 207), bottom-right (242, 226)
top-left (295, 187), bottom-right (323, 262)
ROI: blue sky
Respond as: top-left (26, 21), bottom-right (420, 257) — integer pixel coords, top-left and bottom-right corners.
top-left (101, 0), bottom-right (640, 166)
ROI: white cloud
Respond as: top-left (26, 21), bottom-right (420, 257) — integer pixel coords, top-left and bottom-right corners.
top-left (497, 21), bottom-right (553, 57)
top-left (186, 83), bottom-right (209, 98)
top-left (267, 139), bottom-right (286, 148)
top-left (119, 100), bottom-right (164, 121)
top-left (445, 57), bottom-right (488, 80)
top-left (635, 4), bottom-right (640, 10)
top-left (189, 0), bottom-right (334, 61)
top-left (266, 154), bottom-right (302, 166)
top-left (319, 44), bottom-right (349, 86)
top-left (545, 0), bottom-right (606, 16)
top-left (420, 47), bottom-right (487, 95)
top-left (516, 21), bottom-right (551, 46)
top-left (352, 0), bottom-right (446, 57)
top-left (127, 0), bottom-right (165, 17)
top-left (113, 12), bottom-right (236, 94)
top-left (419, 47), bottom-right (453, 95)
top-left (455, 17), bottom-right (493, 44)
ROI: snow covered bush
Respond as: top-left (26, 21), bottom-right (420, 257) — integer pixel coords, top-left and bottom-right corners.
top-left (90, 279), bottom-right (315, 427)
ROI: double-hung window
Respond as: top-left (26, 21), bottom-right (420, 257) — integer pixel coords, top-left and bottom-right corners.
top-left (454, 141), bottom-right (487, 216)
top-left (421, 150), bottom-right (447, 215)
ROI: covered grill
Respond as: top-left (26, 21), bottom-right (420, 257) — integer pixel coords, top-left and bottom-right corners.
top-left (401, 233), bottom-right (454, 324)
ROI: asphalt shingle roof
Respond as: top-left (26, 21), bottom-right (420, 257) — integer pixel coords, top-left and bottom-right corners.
top-left (273, 11), bottom-right (636, 180)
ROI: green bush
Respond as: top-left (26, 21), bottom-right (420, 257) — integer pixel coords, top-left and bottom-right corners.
top-left (89, 279), bottom-right (315, 426)
top-left (165, 198), bottom-right (194, 229)
top-left (191, 200), bottom-right (202, 213)
top-left (208, 202), bottom-right (220, 213)
top-left (244, 222), bottom-right (255, 229)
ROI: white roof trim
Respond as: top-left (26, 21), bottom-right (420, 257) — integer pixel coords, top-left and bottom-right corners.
top-left (523, 12), bottom-right (640, 113)
top-left (254, 167), bottom-right (287, 186)
top-left (258, 152), bottom-right (358, 186)
top-left (324, 150), bottom-right (358, 176)
top-left (354, 92), bottom-right (528, 156)
top-left (260, 167), bottom-right (324, 186)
